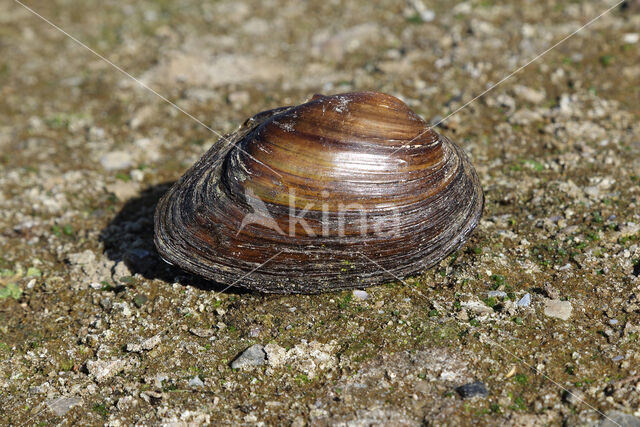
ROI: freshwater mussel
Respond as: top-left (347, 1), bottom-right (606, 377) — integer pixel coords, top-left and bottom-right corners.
top-left (154, 92), bottom-right (484, 293)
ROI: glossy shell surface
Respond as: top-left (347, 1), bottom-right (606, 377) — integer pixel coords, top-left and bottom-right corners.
top-left (154, 92), bottom-right (484, 293)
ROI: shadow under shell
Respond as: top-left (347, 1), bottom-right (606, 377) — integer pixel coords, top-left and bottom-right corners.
top-left (99, 183), bottom-right (249, 294)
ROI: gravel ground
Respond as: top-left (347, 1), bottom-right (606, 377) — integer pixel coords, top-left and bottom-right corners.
top-left (1, 0), bottom-right (640, 425)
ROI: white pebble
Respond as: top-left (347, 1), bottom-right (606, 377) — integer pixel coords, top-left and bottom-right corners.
top-left (517, 293), bottom-right (531, 307)
top-left (544, 299), bottom-right (573, 320)
top-left (99, 151), bottom-right (133, 171)
top-left (353, 290), bottom-right (369, 300)
top-left (188, 376), bottom-right (205, 388)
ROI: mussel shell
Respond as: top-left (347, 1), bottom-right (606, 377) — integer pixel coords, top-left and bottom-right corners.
top-left (154, 92), bottom-right (483, 293)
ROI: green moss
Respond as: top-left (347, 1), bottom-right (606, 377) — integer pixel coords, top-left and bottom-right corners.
top-left (59, 359), bottom-right (74, 372)
top-left (490, 274), bottom-right (505, 287)
top-left (51, 224), bottom-right (74, 237)
top-left (523, 160), bottom-right (544, 172)
top-left (133, 294), bottom-right (148, 308)
top-left (0, 269), bottom-right (15, 277)
top-left (405, 14), bottom-right (423, 24)
top-left (163, 383), bottom-right (179, 392)
top-left (115, 172), bottom-right (131, 182)
top-left (514, 374), bottom-right (528, 385)
top-left (586, 232), bottom-right (600, 241)
top-left (0, 283), bottom-right (22, 300)
top-left (599, 55), bottom-right (614, 67)
top-left (119, 276), bottom-right (136, 285)
top-left (92, 403), bottom-right (108, 417)
top-left (45, 113), bottom-right (72, 129)
top-left (26, 267), bottom-right (41, 277)
top-left (63, 224), bottom-right (74, 236)
top-left (295, 374), bottom-right (312, 385)
top-left (509, 394), bottom-right (527, 411)
top-left (338, 293), bottom-right (352, 309)
top-left (483, 297), bottom-right (497, 308)
top-left (591, 211), bottom-right (603, 223)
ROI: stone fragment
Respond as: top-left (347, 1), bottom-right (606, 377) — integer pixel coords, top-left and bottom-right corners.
top-left (190, 328), bottom-right (215, 338)
top-left (126, 335), bottom-right (161, 353)
top-left (48, 396), bottom-right (83, 416)
top-left (599, 411), bottom-right (640, 427)
top-left (544, 299), bottom-right (573, 320)
top-left (100, 151), bottom-right (133, 171)
top-left (517, 293), bottom-right (531, 307)
top-left (455, 381), bottom-right (488, 399)
top-left (67, 250), bottom-right (96, 266)
top-left (230, 344), bottom-right (266, 369)
top-left (264, 341), bottom-right (336, 379)
top-left (86, 359), bottom-right (127, 383)
top-left (188, 376), bottom-right (205, 388)
top-left (487, 291), bottom-right (507, 298)
top-left (353, 290), bottom-right (369, 300)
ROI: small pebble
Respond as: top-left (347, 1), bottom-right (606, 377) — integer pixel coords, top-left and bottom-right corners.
top-left (408, 0), bottom-right (435, 22)
top-left (544, 299), bottom-right (573, 320)
top-left (190, 328), bottom-right (215, 338)
top-left (188, 375), bottom-right (205, 388)
top-left (106, 181), bottom-right (138, 201)
top-left (563, 389), bottom-right (585, 406)
top-left (487, 290), bottom-right (507, 298)
top-left (130, 169), bottom-right (145, 182)
top-left (599, 410), bottom-right (640, 427)
top-left (99, 150), bottom-right (133, 171)
top-left (133, 294), bottom-right (148, 308)
top-left (67, 250), bottom-right (96, 266)
top-left (99, 297), bottom-right (112, 312)
top-left (113, 302), bottom-right (132, 317)
top-left (353, 290), bottom-right (369, 300)
top-left (155, 374), bottom-right (169, 388)
top-left (517, 293), bottom-right (531, 307)
top-left (126, 334), bottom-right (161, 353)
top-left (623, 33), bottom-right (639, 44)
top-left (86, 359), bottom-right (127, 383)
top-left (228, 90), bottom-right (250, 108)
top-left (230, 344), bottom-right (266, 369)
top-left (455, 381), bottom-right (488, 399)
top-left (48, 396), bottom-right (83, 416)
top-left (543, 283), bottom-right (559, 299)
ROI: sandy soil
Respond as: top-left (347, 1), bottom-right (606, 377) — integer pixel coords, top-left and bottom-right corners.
top-left (1, 0), bottom-right (639, 425)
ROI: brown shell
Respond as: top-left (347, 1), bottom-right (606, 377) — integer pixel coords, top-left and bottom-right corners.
top-left (154, 92), bottom-right (484, 293)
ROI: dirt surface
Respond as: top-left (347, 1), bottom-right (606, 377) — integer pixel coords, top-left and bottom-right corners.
top-left (1, 0), bottom-right (639, 425)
